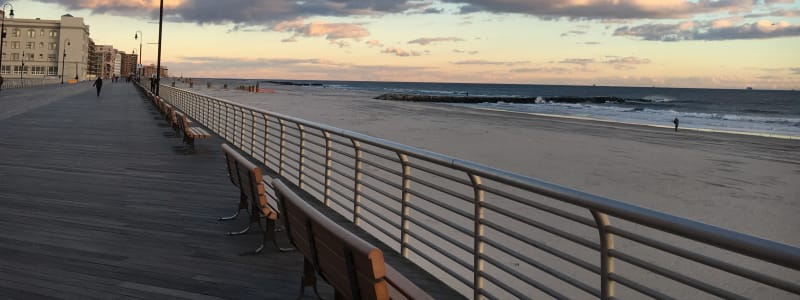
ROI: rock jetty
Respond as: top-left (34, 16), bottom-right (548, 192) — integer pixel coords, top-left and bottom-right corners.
top-left (374, 93), bottom-right (627, 104)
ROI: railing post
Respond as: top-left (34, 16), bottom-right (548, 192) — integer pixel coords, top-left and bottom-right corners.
top-left (469, 173), bottom-right (486, 300)
top-left (351, 139), bottom-right (363, 225)
top-left (239, 107), bottom-right (246, 149)
top-left (279, 119), bottom-right (287, 177)
top-left (224, 103), bottom-right (230, 141)
top-left (591, 210), bottom-right (616, 300)
top-left (268, 113), bottom-right (269, 167)
top-left (323, 130), bottom-right (333, 207)
top-left (250, 110), bottom-right (256, 156)
top-left (397, 153), bottom-right (411, 257)
top-left (297, 123), bottom-right (306, 189)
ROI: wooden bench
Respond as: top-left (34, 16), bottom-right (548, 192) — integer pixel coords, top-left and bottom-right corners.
top-left (273, 179), bottom-right (434, 300)
top-left (177, 112), bottom-right (211, 151)
top-left (220, 144), bottom-right (288, 255)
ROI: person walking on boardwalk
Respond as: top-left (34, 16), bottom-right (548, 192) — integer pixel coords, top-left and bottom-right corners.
top-left (673, 117), bottom-right (679, 132)
top-left (0, 75), bottom-right (4, 92)
top-left (92, 77), bottom-right (103, 97)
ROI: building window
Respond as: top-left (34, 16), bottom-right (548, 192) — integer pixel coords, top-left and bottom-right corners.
top-left (48, 66), bottom-right (58, 76)
top-left (12, 29), bottom-right (20, 37)
top-left (47, 54), bottom-right (56, 61)
top-left (11, 53), bottom-right (18, 60)
top-left (26, 42), bottom-right (34, 49)
top-left (40, 42), bottom-right (45, 49)
top-left (49, 43), bottom-right (57, 50)
top-left (13, 65), bottom-right (24, 75)
top-left (0, 65), bottom-right (9, 74)
top-left (11, 41), bottom-right (19, 49)
top-left (27, 29), bottom-right (35, 38)
top-left (31, 66), bottom-right (45, 75)
top-left (49, 30), bottom-right (57, 37)
top-left (40, 29), bottom-right (45, 37)
top-left (26, 53), bottom-right (33, 60)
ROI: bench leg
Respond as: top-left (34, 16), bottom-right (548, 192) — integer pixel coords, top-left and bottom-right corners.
top-left (182, 135), bottom-right (196, 153)
top-left (298, 258), bottom-right (322, 300)
top-left (219, 193), bottom-right (248, 221)
top-left (227, 224), bottom-right (250, 236)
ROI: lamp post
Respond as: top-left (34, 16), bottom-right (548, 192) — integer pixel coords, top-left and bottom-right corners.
top-left (134, 30), bottom-right (142, 81)
top-left (74, 62), bottom-right (78, 80)
top-left (0, 3), bottom-right (13, 90)
top-left (61, 39), bottom-right (70, 84)
top-left (156, 0), bottom-right (163, 96)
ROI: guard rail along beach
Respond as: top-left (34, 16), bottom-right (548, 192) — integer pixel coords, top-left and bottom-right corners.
top-left (157, 83), bottom-right (800, 299)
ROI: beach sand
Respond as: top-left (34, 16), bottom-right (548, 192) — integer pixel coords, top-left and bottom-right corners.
top-left (186, 82), bottom-right (799, 247)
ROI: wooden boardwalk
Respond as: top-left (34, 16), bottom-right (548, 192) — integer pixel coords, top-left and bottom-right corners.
top-left (0, 83), bottom-right (338, 299)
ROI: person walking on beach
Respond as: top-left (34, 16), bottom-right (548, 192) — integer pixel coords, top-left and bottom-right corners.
top-left (92, 77), bottom-right (103, 97)
top-left (673, 117), bottom-right (679, 132)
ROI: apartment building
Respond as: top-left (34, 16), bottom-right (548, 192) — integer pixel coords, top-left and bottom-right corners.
top-left (0, 13), bottom-right (90, 80)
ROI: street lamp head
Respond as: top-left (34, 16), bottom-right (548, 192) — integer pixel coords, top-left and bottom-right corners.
top-left (134, 33), bottom-right (138, 40)
top-left (8, 9), bottom-right (13, 17)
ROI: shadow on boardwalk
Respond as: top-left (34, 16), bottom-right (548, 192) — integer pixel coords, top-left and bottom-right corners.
top-left (0, 83), bottom-right (334, 299)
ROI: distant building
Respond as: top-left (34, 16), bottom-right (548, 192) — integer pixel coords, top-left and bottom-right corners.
top-left (94, 45), bottom-right (116, 79)
top-left (0, 13), bottom-right (90, 80)
top-left (120, 52), bottom-right (137, 78)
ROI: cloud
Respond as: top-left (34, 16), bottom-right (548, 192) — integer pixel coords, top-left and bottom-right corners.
top-left (416, 7), bottom-right (445, 14)
top-left (744, 9), bottom-right (800, 18)
top-left (452, 60), bottom-right (528, 66)
top-left (614, 19), bottom-right (800, 41)
top-left (441, 0), bottom-right (755, 20)
top-left (408, 37), bottom-right (465, 45)
top-left (381, 47), bottom-right (421, 57)
top-left (792, 68), bottom-right (800, 75)
top-left (560, 30), bottom-right (587, 37)
top-left (34, 0), bottom-right (427, 25)
top-left (559, 58), bottom-right (595, 67)
top-left (510, 67), bottom-right (571, 74)
top-left (453, 49), bottom-right (479, 55)
top-left (605, 56), bottom-right (651, 65)
top-left (583, 41), bottom-right (601, 45)
top-left (274, 19), bottom-right (370, 41)
top-left (366, 39), bottom-right (384, 47)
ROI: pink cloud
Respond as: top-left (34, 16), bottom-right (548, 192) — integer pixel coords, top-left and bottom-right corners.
top-left (381, 47), bottom-right (421, 57)
top-left (366, 39), bottom-right (384, 47)
top-left (408, 37), bottom-right (465, 45)
top-left (274, 19), bottom-right (369, 42)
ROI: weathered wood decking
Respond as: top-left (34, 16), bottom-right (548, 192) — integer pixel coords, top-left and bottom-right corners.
top-left (0, 83), bottom-right (334, 299)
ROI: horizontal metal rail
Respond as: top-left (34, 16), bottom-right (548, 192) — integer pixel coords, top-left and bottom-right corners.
top-left (158, 84), bottom-right (800, 299)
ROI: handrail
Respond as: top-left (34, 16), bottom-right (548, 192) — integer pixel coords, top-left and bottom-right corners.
top-left (156, 83), bottom-right (800, 299)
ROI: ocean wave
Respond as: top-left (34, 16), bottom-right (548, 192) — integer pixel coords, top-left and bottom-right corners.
top-left (642, 95), bottom-right (675, 102)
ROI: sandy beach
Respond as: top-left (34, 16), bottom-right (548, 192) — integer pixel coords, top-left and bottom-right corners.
top-left (182, 82), bottom-right (799, 248)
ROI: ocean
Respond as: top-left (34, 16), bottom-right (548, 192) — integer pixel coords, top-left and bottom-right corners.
top-left (214, 79), bottom-right (800, 138)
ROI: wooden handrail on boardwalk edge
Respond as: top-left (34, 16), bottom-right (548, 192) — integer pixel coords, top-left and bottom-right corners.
top-left (273, 178), bottom-right (434, 300)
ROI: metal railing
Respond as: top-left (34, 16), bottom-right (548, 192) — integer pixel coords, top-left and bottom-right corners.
top-left (158, 84), bottom-right (800, 299)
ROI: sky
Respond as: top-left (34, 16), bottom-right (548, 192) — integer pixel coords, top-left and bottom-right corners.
top-left (13, 0), bottom-right (800, 89)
